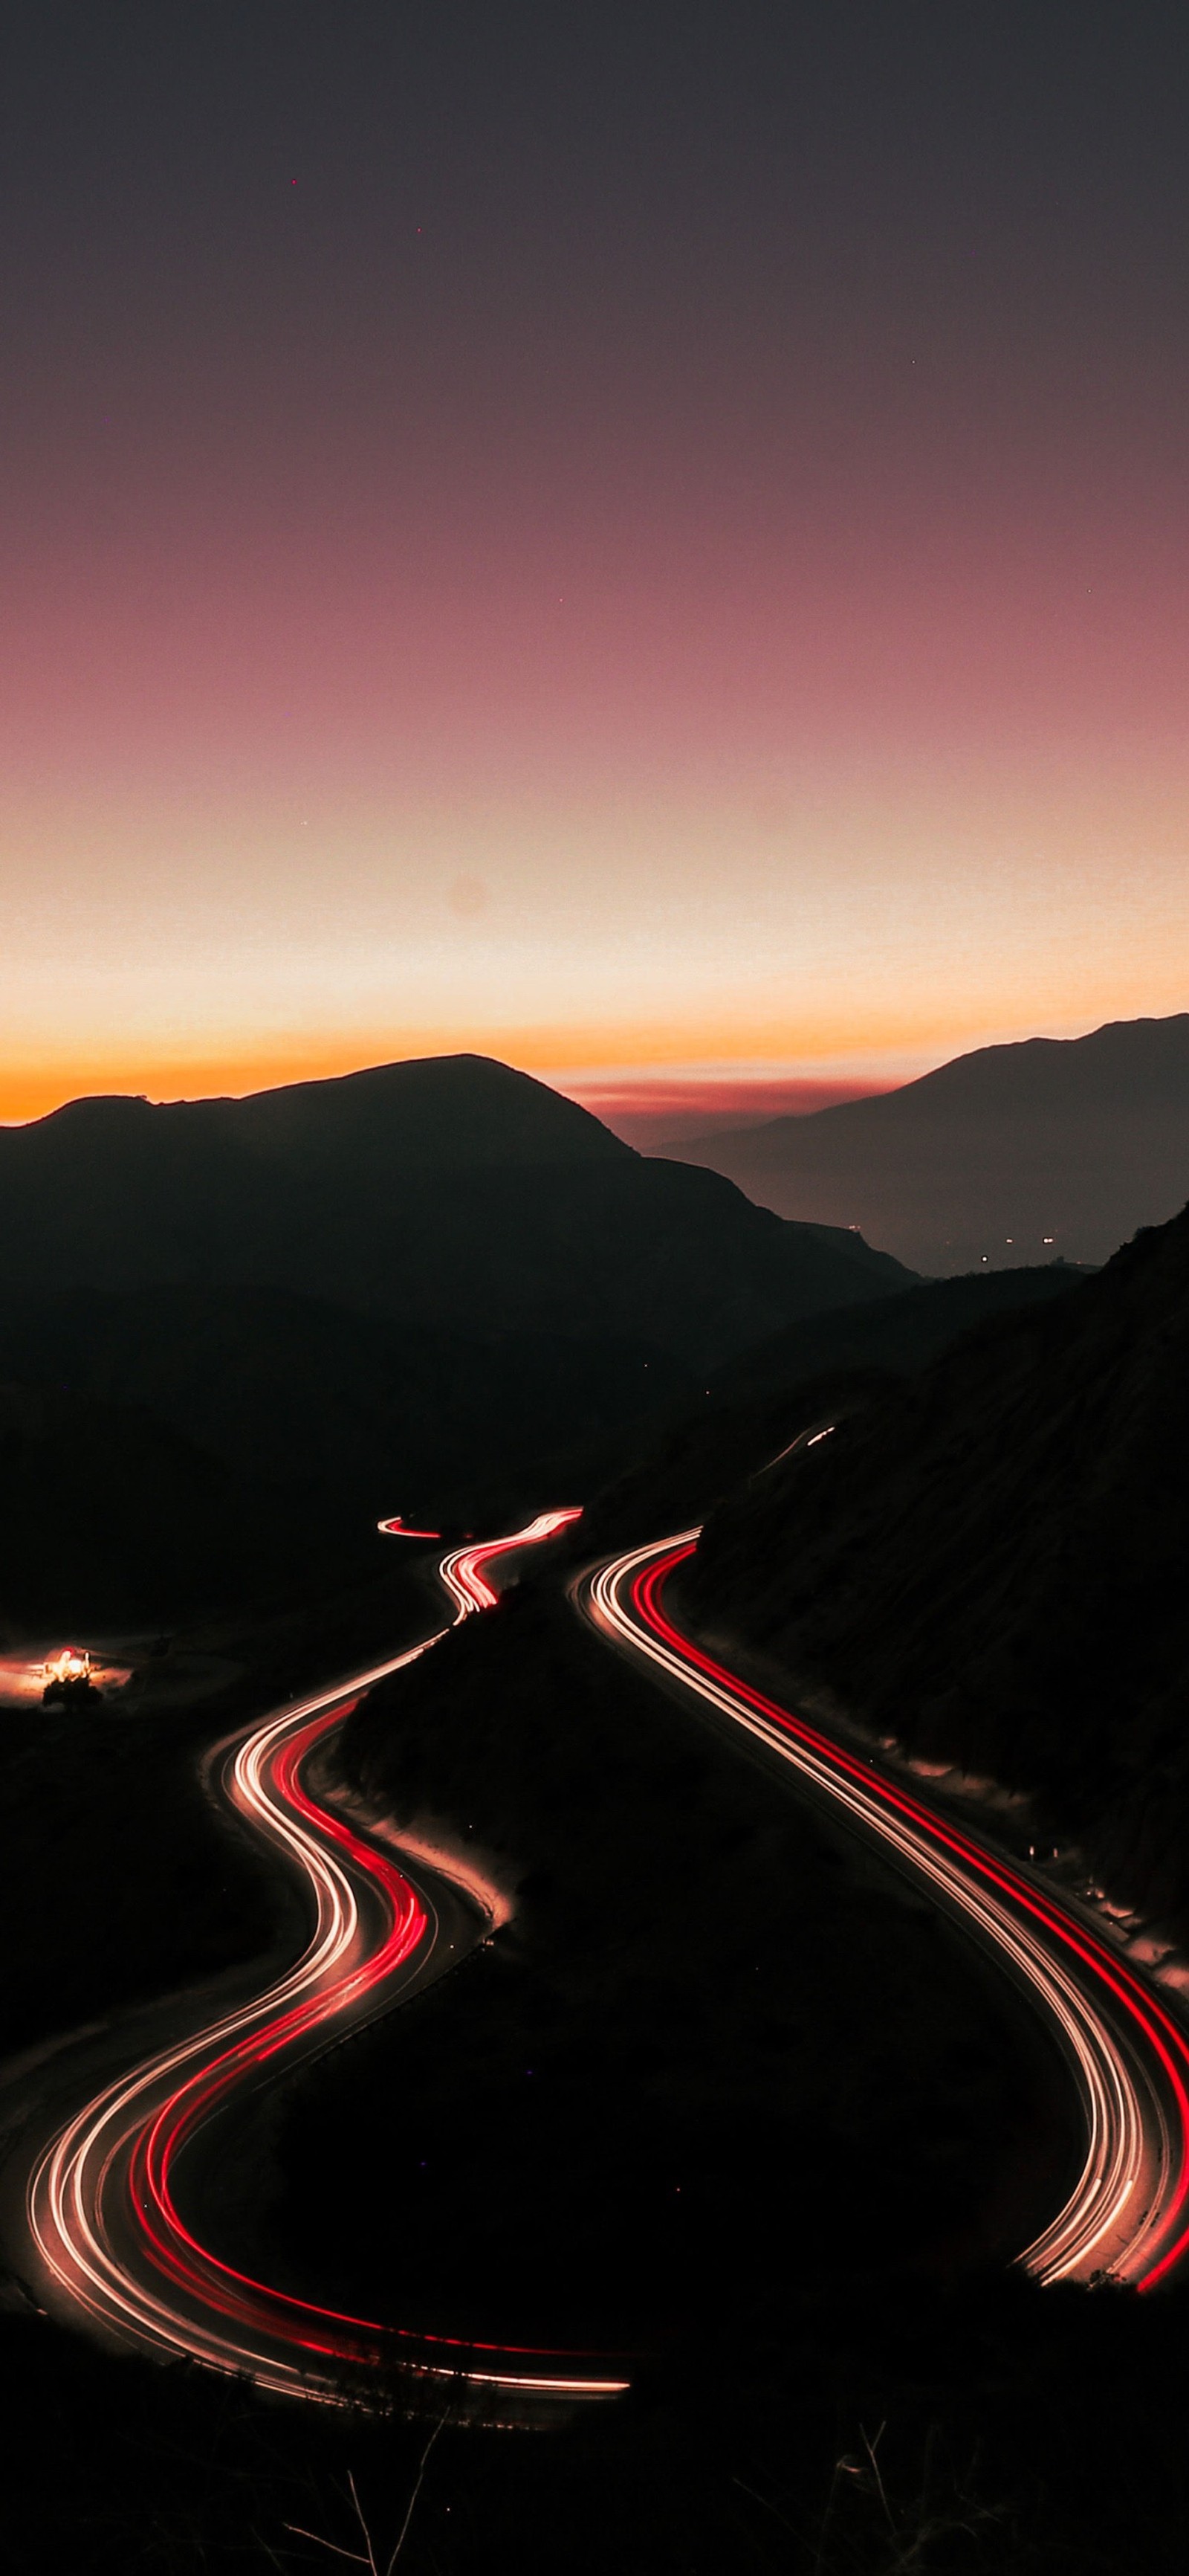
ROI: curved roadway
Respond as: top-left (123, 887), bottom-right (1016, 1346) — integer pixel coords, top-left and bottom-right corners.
top-left (581, 1526), bottom-right (1189, 2293)
top-left (10, 1511), bottom-right (628, 2413)
top-left (15, 1480), bottom-right (1189, 2421)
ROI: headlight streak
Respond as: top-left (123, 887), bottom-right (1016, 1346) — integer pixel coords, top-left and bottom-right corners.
top-left (583, 1533), bottom-right (1189, 2293)
top-left (437, 1511), bottom-right (581, 1617)
top-left (23, 1507), bottom-right (624, 2409)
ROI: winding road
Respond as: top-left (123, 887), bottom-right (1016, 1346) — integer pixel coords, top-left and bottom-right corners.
top-left (580, 1525), bottom-right (1189, 2292)
top-left (9, 1510), bottom-right (628, 2414)
top-left (10, 1473), bottom-right (1189, 2426)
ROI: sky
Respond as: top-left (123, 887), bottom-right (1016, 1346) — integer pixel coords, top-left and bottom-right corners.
top-left (2, 0), bottom-right (1188, 1127)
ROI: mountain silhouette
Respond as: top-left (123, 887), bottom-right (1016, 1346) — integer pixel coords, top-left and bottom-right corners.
top-left (667, 1013), bottom-right (1189, 1274)
top-left (0, 1054), bottom-right (911, 1369)
top-left (0, 1056), bottom-right (919, 1630)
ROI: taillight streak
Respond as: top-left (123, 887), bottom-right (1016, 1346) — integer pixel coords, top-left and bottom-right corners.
top-left (25, 1511), bottom-right (626, 2406)
top-left (585, 1534), bottom-right (1189, 2293)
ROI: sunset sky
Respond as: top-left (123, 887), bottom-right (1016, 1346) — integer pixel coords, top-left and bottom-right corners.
top-left (2, 1), bottom-right (1187, 1126)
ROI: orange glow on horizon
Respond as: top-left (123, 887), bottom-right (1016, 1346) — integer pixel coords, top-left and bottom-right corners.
top-left (3, 977), bottom-right (1186, 1132)
top-left (0, 1045), bottom-right (913, 1129)
top-left (0, 1024), bottom-right (925, 1127)
top-left (3, 13), bottom-right (1188, 1157)
top-left (565, 1074), bottom-right (900, 1127)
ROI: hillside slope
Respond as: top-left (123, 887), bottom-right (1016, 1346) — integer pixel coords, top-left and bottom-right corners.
top-left (577, 1263), bottom-right (1088, 1557)
top-left (692, 1202), bottom-right (1189, 1923)
top-left (705, 1262), bottom-right (1091, 1407)
top-left (0, 1380), bottom-right (375, 1633)
top-left (0, 1055), bottom-right (910, 1369)
top-left (0, 1282), bottom-right (699, 1534)
top-left (314, 1585), bottom-right (1054, 2346)
top-left (669, 1013), bottom-right (1189, 1273)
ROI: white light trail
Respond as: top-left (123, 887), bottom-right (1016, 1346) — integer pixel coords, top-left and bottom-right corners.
top-left (19, 1508), bottom-right (623, 2410)
top-left (582, 1531), bottom-right (1189, 2292)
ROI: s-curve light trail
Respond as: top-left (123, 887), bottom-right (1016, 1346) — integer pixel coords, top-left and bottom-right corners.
top-left (583, 1530), bottom-right (1189, 2293)
top-left (17, 1508), bottom-right (623, 2412)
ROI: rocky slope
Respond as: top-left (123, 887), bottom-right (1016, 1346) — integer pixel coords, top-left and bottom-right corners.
top-left (693, 1202), bottom-right (1189, 1923)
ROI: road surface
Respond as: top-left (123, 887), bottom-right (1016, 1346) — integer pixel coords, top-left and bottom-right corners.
top-left (581, 1526), bottom-right (1189, 2292)
top-left (7, 1511), bottom-right (627, 2414)
top-left (16, 1482), bottom-right (1188, 2425)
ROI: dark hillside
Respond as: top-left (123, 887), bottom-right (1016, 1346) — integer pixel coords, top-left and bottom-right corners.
top-left (671, 1010), bottom-right (1189, 1274)
top-left (0, 1284), bottom-right (697, 1535)
top-left (0, 1055), bottom-right (912, 1369)
top-left (5, 2279), bottom-right (1189, 2575)
top-left (707, 1260), bottom-right (1089, 1405)
top-left (0, 1055), bottom-right (916, 1635)
top-left (4, 1272), bottom-right (1074, 1543)
top-left (267, 1585), bottom-right (1067, 2354)
top-left (576, 1263), bottom-right (1086, 1557)
top-left (0, 1379), bottom-right (381, 1633)
top-left (693, 1203), bottom-right (1189, 1925)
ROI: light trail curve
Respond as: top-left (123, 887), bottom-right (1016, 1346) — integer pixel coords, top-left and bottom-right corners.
top-left (580, 1529), bottom-right (1189, 2292)
top-left (12, 1509), bottom-right (628, 2412)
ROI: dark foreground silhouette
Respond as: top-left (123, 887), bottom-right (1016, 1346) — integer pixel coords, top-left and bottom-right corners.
top-left (694, 1194), bottom-right (1189, 1935)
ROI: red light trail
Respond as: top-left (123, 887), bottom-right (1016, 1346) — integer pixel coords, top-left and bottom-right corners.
top-left (19, 1466), bottom-right (1185, 2430)
top-left (583, 1524), bottom-right (1189, 2292)
top-left (19, 1507), bottom-right (623, 2411)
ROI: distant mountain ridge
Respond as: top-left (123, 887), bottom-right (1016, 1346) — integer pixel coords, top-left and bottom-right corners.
top-left (0, 1053), bottom-right (910, 1367)
top-left (666, 1013), bottom-right (1189, 1274)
